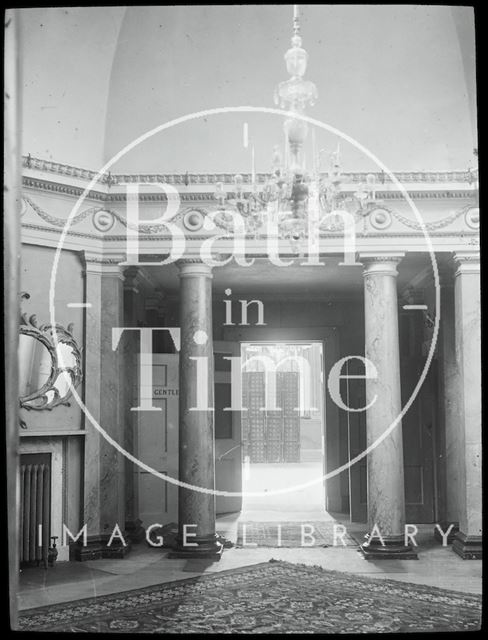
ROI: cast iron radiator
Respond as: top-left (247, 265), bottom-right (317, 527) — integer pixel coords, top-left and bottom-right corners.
top-left (20, 453), bottom-right (51, 569)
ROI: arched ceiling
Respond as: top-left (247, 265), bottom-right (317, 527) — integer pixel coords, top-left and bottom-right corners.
top-left (19, 6), bottom-right (126, 169)
top-left (19, 5), bottom-right (477, 174)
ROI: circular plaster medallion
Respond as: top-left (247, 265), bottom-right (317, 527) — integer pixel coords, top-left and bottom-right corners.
top-left (464, 206), bottom-right (479, 230)
top-left (183, 209), bottom-right (205, 232)
top-left (369, 207), bottom-right (392, 230)
top-left (93, 209), bottom-right (115, 232)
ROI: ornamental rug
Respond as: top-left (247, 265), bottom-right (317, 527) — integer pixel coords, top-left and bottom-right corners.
top-left (236, 521), bottom-right (359, 547)
top-left (18, 560), bottom-right (481, 634)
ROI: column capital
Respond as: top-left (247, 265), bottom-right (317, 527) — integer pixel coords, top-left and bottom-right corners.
top-left (176, 259), bottom-right (213, 279)
top-left (360, 252), bottom-right (405, 277)
top-left (453, 251), bottom-right (480, 278)
top-left (82, 252), bottom-right (125, 279)
top-left (123, 266), bottom-right (144, 293)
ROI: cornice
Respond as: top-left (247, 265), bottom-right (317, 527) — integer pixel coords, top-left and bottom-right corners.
top-left (22, 177), bottom-right (106, 201)
top-left (22, 155), bottom-right (476, 186)
top-left (21, 221), bottom-right (480, 244)
top-left (23, 176), bottom-right (475, 203)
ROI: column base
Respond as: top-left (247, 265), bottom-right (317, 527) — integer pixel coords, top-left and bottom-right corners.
top-left (452, 531), bottom-right (482, 559)
top-left (70, 534), bottom-right (132, 561)
top-left (125, 519), bottom-right (146, 544)
top-left (433, 521), bottom-right (459, 545)
top-left (168, 533), bottom-right (223, 560)
top-left (360, 535), bottom-right (418, 560)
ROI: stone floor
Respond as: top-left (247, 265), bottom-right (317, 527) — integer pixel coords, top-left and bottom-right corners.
top-left (242, 461), bottom-right (325, 512)
top-left (18, 512), bottom-right (482, 611)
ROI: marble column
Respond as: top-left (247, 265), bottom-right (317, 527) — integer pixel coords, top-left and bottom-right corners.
top-left (122, 267), bottom-right (145, 543)
top-left (360, 254), bottom-right (417, 559)
top-left (169, 260), bottom-right (222, 559)
top-left (451, 252), bottom-right (482, 559)
top-left (76, 255), bottom-right (130, 560)
top-left (433, 266), bottom-right (459, 543)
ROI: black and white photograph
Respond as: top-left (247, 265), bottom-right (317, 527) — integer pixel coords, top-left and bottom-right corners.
top-left (4, 4), bottom-right (481, 633)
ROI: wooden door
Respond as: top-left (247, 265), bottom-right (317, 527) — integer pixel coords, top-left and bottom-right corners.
top-left (136, 354), bottom-right (179, 527)
top-left (214, 341), bottom-right (242, 515)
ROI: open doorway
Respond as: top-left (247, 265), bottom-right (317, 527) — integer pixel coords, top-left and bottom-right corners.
top-left (240, 341), bottom-right (326, 518)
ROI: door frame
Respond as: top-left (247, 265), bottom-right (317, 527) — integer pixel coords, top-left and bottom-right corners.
top-left (223, 326), bottom-right (342, 513)
top-left (214, 340), bottom-right (242, 515)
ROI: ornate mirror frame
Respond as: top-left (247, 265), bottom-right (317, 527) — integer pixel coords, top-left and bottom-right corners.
top-left (19, 293), bottom-right (83, 415)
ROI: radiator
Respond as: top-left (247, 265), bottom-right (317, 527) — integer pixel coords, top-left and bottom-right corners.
top-left (20, 462), bottom-right (51, 568)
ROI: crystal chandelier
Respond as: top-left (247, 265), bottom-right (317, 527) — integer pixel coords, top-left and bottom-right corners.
top-left (213, 5), bottom-right (376, 248)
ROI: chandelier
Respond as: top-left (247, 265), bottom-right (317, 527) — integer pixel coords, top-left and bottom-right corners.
top-left (212, 5), bottom-right (378, 249)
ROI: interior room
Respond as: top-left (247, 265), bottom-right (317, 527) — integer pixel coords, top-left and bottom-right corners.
top-left (5, 4), bottom-right (481, 634)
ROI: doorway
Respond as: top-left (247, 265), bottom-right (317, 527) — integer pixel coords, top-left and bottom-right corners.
top-left (240, 341), bottom-right (326, 516)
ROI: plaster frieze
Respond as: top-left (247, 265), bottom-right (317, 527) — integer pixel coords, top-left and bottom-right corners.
top-left (385, 203), bottom-right (479, 232)
top-left (22, 195), bottom-right (102, 227)
top-left (22, 191), bottom-right (480, 241)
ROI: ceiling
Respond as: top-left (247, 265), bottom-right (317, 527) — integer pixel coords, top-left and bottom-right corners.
top-left (19, 6), bottom-right (476, 174)
top-left (145, 253), bottom-right (441, 297)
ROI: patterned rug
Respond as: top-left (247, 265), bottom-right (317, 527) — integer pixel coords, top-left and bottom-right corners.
top-left (18, 561), bottom-right (481, 633)
top-left (236, 521), bottom-right (358, 547)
